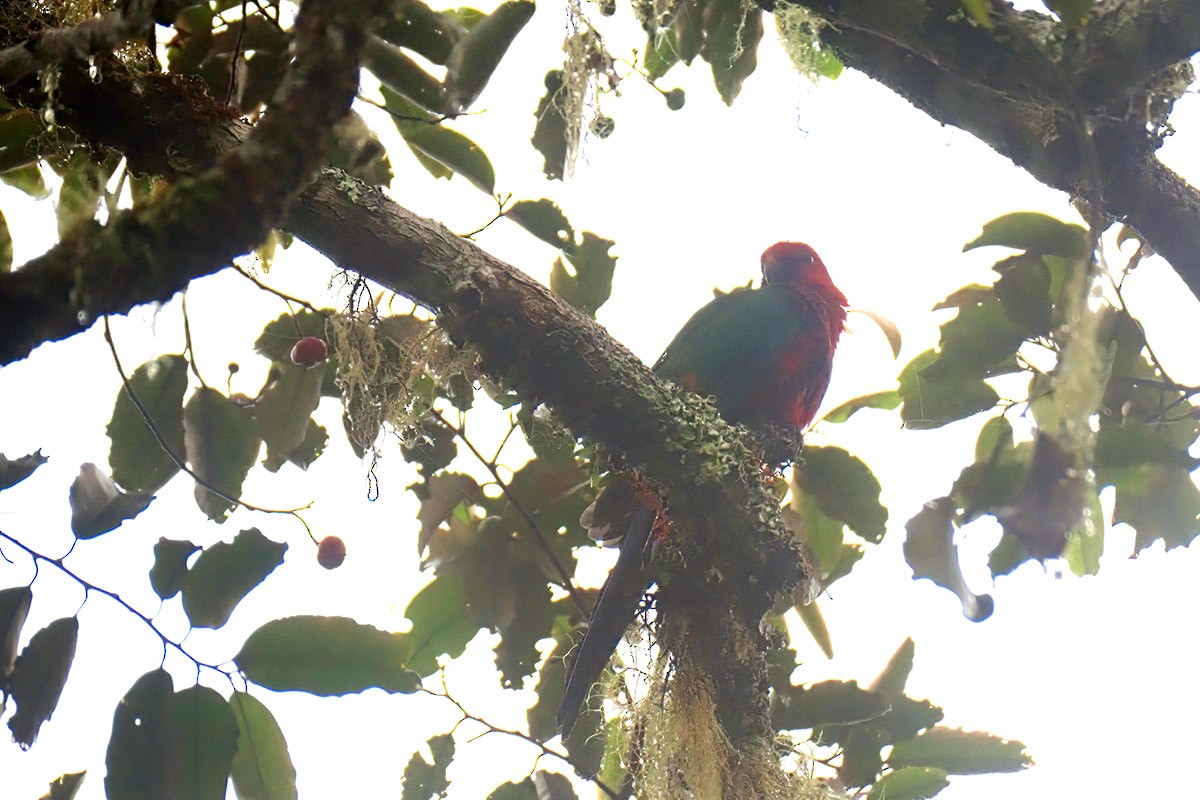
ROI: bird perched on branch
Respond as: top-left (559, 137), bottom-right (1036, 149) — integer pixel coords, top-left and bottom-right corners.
top-left (558, 241), bottom-right (849, 736)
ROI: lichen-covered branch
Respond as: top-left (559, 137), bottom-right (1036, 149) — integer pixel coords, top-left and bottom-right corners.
top-left (0, 0), bottom-right (377, 365)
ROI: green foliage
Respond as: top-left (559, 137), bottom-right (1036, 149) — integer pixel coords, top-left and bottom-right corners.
top-left (184, 388), bottom-right (260, 522)
top-left (107, 354), bottom-right (188, 494)
top-left (7, 617), bottom-right (78, 747)
top-left (180, 529), bottom-right (287, 629)
top-left (402, 733), bottom-right (455, 800)
top-left (68, 463), bottom-right (154, 539)
top-left (229, 692), bottom-right (297, 800)
top-left (0, 450), bottom-right (47, 491)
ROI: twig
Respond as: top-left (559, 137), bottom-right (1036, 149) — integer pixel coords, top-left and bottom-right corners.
top-left (103, 316), bottom-right (314, 533)
top-left (0, 528), bottom-right (234, 679)
top-left (231, 261), bottom-right (323, 313)
top-left (459, 193), bottom-right (513, 239)
top-left (421, 684), bottom-right (619, 799)
top-left (430, 409), bottom-right (589, 616)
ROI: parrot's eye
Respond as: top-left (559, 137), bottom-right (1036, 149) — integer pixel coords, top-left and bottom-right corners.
top-left (796, 252), bottom-right (814, 266)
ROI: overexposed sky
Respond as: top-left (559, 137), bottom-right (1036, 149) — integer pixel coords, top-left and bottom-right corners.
top-left (4, 3), bottom-right (1200, 798)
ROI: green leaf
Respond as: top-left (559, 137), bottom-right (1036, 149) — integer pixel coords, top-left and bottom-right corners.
top-left (7, 617), bottom-right (78, 747)
top-left (1, 163), bottom-right (49, 198)
top-left (443, 0), bottom-right (536, 112)
top-left (644, 29), bottom-right (681, 81)
top-left (868, 638), bottom-right (915, 700)
top-left (898, 350), bottom-right (999, 430)
top-left (254, 310), bottom-right (330, 361)
top-left (889, 727), bottom-right (1032, 775)
top-left (772, 679), bottom-right (890, 730)
top-left (506, 198), bottom-right (574, 249)
top-left (184, 387), bottom-right (261, 522)
top-left (992, 254), bottom-right (1052, 338)
top-left (549, 232), bottom-right (617, 316)
top-left (404, 572), bottom-right (479, 677)
top-left (921, 296), bottom-right (1027, 382)
top-left (286, 422), bottom-right (328, 470)
top-left (1063, 487), bottom-right (1104, 576)
top-left (171, 685), bottom-right (239, 800)
top-left (402, 733), bottom-right (455, 800)
top-left (69, 463), bottom-right (154, 539)
top-left (701, 0), bottom-right (763, 105)
top-left (236, 616), bottom-right (419, 695)
top-left (0, 109), bottom-right (42, 173)
top-left (1043, 0), bottom-right (1092, 26)
top-left (794, 446), bottom-right (888, 542)
top-left (363, 36), bottom-right (446, 113)
top-left (794, 600), bottom-right (833, 659)
top-left (374, 0), bottom-right (465, 65)
top-left (866, 767), bottom-right (950, 800)
top-left (104, 670), bottom-right (180, 800)
top-left (108, 354), bottom-right (189, 493)
top-left (0, 449), bottom-right (48, 491)
top-left (254, 361), bottom-right (325, 472)
top-left (963, 212), bottom-right (1089, 259)
top-left (181, 529), bottom-right (287, 629)
top-left (149, 537), bottom-right (200, 600)
top-left (230, 692), bottom-right (297, 800)
top-left (1107, 463), bottom-right (1200, 552)
top-left (526, 626), bottom-right (572, 742)
top-left (40, 771), bottom-right (87, 800)
top-left (531, 70), bottom-right (568, 181)
top-left (0, 585), bottom-right (32, 678)
top-left (960, 0), bottom-right (993, 27)
top-left (382, 88), bottom-right (496, 192)
top-left (903, 498), bottom-right (994, 621)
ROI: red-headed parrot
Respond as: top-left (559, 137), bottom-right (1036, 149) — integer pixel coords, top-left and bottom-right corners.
top-left (558, 242), bottom-right (848, 736)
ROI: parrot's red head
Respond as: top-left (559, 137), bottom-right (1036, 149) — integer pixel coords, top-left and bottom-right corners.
top-left (761, 241), bottom-right (848, 339)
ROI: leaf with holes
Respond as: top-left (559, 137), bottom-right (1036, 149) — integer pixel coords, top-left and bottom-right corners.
top-left (104, 670), bottom-right (179, 800)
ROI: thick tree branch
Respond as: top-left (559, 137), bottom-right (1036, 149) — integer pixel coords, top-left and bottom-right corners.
top-left (0, 0), bottom-right (377, 365)
top-left (791, 0), bottom-right (1200, 300)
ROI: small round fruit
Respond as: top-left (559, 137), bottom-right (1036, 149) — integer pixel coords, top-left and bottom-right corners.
top-left (290, 336), bottom-right (328, 367)
top-left (317, 536), bottom-right (346, 570)
top-left (664, 88), bottom-right (686, 111)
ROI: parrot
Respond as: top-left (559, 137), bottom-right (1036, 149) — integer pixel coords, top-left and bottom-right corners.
top-left (557, 241), bottom-right (849, 737)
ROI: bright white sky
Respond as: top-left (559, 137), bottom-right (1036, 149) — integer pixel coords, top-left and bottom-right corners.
top-left (4, 3), bottom-right (1200, 799)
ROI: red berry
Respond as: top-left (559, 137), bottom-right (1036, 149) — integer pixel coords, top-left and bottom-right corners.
top-left (290, 336), bottom-right (328, 367)
top-left (317, 535), bottom-right (346, 570)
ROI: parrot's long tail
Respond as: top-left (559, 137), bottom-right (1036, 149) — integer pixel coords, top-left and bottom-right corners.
top-left (557, 503), bottom-right (656, 738)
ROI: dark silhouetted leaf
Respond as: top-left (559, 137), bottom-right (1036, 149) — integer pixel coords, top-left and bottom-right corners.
top-left (182, 529), bottom-right (287, 629)
top-left (921, 296), bottom-right (1026, 382)
top-left (402, 733), bottom-right (454, 800)
top-left (794, 446), bottom-right (887, 542)
top-left (0, 210), bottom-right (10, 272)
top-left (702, 0), bottom-right (763, 104)
top-left (856, 309), bottom-right (903, 357)
top-left (171, 685), bottom-right (238, 800)
top-left (0, 109), bottom-right (42, 173)
top-left (254, 361), bottom-right (325, 472)
top-left (105, 670), bottom-right (180, 800)
top-left (889, 727), bottom-right (1032, 774)
top-left (236, 616), bottom-right (419, 695)
top-left (39, 770), bottom-right (86, 799)
top-left (795, 600), bottom-right (833, 659)
top-left (149, 537), bottom-right (200, 600)
top-left (184, 388), bottom-right (260, 522)
top-left (527, 628), bottom-right (572, 742)
top-left (506, 198), bottom-right (574, 249)
top-left (444, 0), bottom-right (536, 112)
top-left (7, 616), bottom-right (77, 747)
top-left (1, 163), bottom-right (49, 198)
top-left (0, 449), bottom-right (47, 491)
top-left (869, 638), bottom-right (915, 700)
top-left (286, 421), bottom-right (328, 470)
top-left (899, 350), bottom-right (998, 430)
top-left (364, 36), bottom-right (446, 112)
top-left (904, 498), bottom-right (993, 621)
top-left (532, 70), bottom-right (568, 180)
top-left (549, 232), bottom-right (617, 316)
top-left (230, 692), bottom-right (297, 800)
top-left (866, 767), bottom-right (949, 800)
top-left (0, 585), bottom-right (32, 680)
top-left (772, 679), bottom-right (890, 730)
top-left (108, 354), bottom-right (188, 493)
top-left (963, 212), bottom-right (1089, 259)
top-left (992, 255), bottom-right (1052, 338)
top-left (487, 778), bottom-right (536, 799)
top-left (374, 0), bottom-right (465, 65)
top-left (69, 463), bottom-right (154, 539)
